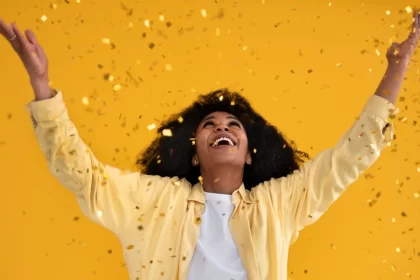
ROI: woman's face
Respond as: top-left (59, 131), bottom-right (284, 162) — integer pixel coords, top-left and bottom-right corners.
top-left (194, 111), bottom-right (251, 169)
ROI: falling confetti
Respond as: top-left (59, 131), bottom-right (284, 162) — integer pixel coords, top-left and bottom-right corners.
top-left (81, 97), bottom-right (89, 105)
top-left (147, 123), bottom-right (156, 131)
top-left (162, 129), bottom-right (172, 137)
top-left (200, 9), bottom-right (207, 18)
top-left (144, 19), bottom-right (151, 28)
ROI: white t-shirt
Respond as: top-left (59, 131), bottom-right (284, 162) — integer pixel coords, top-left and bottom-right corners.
top-left (187, 192), bottom-right (248, 280)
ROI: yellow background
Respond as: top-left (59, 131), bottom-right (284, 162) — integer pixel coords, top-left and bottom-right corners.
top-left (0, 0), bottom-right (419, 279)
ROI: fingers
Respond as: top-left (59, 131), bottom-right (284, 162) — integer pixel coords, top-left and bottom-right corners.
top-left (25, 29), bottom-right (39, 45)
top-left (0, 18), bottom-right (16, 41)
top-left (409, 9), bottom-right (419, 40)
top-left (11, 23), bottom-right (27, 46)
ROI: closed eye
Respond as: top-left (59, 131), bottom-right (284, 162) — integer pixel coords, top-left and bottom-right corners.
top-left (202, 121), bottom-right (215, 127)
top-left (229, 121), bottom-right (241, 127)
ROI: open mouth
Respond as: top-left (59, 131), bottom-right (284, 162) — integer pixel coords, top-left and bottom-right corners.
top-left (211, 137), bottom-right (236, 147)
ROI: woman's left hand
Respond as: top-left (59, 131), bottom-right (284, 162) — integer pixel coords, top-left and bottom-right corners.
top-left (386, 9), bottom-right (419, 67)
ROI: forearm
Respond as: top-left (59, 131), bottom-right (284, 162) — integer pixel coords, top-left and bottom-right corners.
top-left (374, 60), bottom-right (409, 105)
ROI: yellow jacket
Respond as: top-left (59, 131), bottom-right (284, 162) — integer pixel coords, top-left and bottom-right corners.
top-left (26, 91), bottom-right (396, 280)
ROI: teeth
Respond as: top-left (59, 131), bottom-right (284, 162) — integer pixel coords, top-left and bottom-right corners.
top-left (212, 137), bottom-right (234, 147)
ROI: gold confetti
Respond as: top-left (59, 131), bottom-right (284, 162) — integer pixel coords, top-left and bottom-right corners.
top-left (253, 148), bottom-right (257, 153)
top-left (200, 9), bottom-right (207, 18)
top-left (414, 192), bottom-right (419, 198)
top-left (144, 19), bottom-right (151, 28)
top-left (396, 247), bottom-right (401, 253)
top-left (50, 4), bottom-right (57, 10)
top-left (102, 38), bottom-right (111, 45)
top-left (375, 49), bottom-right (380, 56)
top-left (162, 129), bottom-right (172, 137)
top-left (126, 245), bottom-right (135, 250)
top-left (147, 123), bottom-right (156, 130)
top-left (40, 15), bottom-right (48, 22)
top-left (113, 84), bottom-right (122, 92)
top-left (219, 95), bottom-right (224, 101)
top-left (81, 97), bottom-right (89, 105)
top-left (97, 210), bottom-right (103, 217)
top-left (198, 176), bottom-right (203, 183)
top-left (165, 64), bottom-right (173, 71)
top-left (405, 6), bottom-right (412, 13)
top-left (385, 10), bottom-right (391, 15)
top-left (178, 116), bottom-right (184, 123)
top-left (328, 2), bottom-right (332, 7)
top-left (159, 15), bottom-right (165, 21)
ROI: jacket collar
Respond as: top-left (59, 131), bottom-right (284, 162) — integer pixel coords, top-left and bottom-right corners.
top-left (188, 182), bottom-right (252, 204)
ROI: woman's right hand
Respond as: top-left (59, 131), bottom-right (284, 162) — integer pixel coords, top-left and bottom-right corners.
top-left (0, 19), bottom-right (52, 100)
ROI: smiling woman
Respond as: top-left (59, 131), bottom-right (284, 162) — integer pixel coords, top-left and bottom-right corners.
top-left (137, 88), bottom-right (309, 193)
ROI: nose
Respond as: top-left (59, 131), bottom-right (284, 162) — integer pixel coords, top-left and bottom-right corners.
top-left (215, 124), bottom-right (230, 132)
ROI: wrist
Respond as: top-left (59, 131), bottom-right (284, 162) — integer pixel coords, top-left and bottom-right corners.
top-left (30, 77), bottom-right (53, 101)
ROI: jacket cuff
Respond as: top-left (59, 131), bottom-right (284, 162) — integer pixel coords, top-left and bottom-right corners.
top-left (362, 95), bottom-right (398, 121)
top-left (25, 90), bottom-right (67, 122)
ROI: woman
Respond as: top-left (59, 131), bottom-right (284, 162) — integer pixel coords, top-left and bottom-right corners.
top-left (0, 11), bottom-right (418, 280)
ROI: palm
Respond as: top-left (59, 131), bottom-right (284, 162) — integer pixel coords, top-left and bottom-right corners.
top-left (386, 10), bottom-right (419, 65)
top-left (0, 19), bottom-right (48, 79)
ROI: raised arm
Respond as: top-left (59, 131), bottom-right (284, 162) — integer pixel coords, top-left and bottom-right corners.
top-left (0, 19), bottom-right (168, 234)
top-left (267, 10), bottom-right (418, 243)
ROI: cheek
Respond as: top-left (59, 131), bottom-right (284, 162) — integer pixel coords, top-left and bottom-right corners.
top-left (195, 132), bottom-right (208, 153)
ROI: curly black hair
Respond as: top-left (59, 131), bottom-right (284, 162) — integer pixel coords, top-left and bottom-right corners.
top-left (136, 88), bottom-right (310, 190)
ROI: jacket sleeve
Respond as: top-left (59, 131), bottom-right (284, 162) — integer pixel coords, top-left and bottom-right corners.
top-left (26, 90), bottom-right (164, 234)
top-left (267, 95), bottom-right (397, 243)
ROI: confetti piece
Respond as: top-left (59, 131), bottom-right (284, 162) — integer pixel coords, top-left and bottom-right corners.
top-left (178, 117), bottom-right (184, 123)
top-left (102, 38), bottom-right (111, 44)
top-left (40, 15), bottom-right (48, 22)
top-left (113, 84), bottom-right (122, 92)
top-left (219, 95), bottom-right (224, 101)
top-left (328, 2), bottom-right (332, 7)
top-left (81, 97), bottom-right (89, 105)
top-left (253, 148), bottom-right (257, 153)
top-left (97, 210), bottom-right (103, 217)
top-left (144, 19), bottom-right (151, 28)
top-left (375, 49), bottom-right (380, 56)
top-left (126, 245), bottom-right (135, 250)
top-left (165, 64), bottom-right (173, 71)
top-left (385, 10), bottom-right (391, 15)
top-left (50, 3), bottom-right (57, 10)
top-left (198, 176), bottom-right (203, 183)
top-left (405, 6), bottom-right (412, 13)
top-left (147, 123), bottom-right (156, 130)
top-left (159, 15), bottom-right (165, 21)
top-left (162, 129), bottom-right (172, 137)
top-left (396, 247), bottom-right (401, 253)
top-left (200, 9), bottom-right (207, 18)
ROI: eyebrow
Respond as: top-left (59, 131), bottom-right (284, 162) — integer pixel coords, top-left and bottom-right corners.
top-left (201, 115), bottom-right (239, 122)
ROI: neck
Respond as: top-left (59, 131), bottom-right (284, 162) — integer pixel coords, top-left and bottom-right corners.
top-left (200, 165), bottom-right (243, 194)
